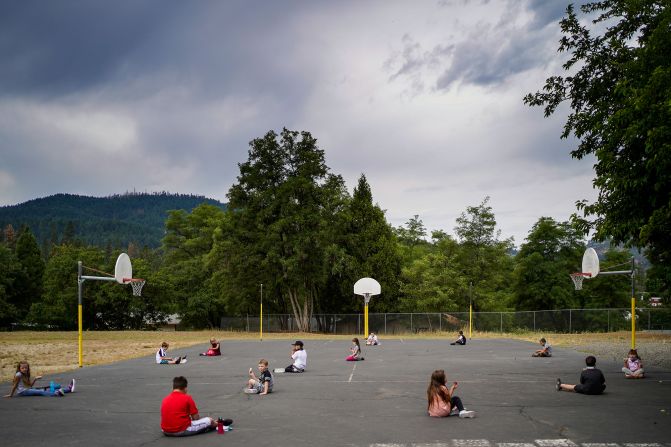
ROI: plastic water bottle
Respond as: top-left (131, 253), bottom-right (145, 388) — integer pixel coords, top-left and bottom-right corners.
top-left (49, 381), bottom-right (55, 393)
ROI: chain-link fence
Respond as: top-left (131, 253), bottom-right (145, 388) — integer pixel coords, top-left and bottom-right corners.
top-left (220, 308), bottom-right (671, 334)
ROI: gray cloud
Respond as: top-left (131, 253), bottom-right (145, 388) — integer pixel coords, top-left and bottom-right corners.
top-left (0, 0), bottom-right (598, 246)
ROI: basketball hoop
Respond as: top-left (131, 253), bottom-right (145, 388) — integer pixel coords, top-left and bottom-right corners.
top-left (125, 278), bottom-right (146, 296)
top-left (570, 273), bottom-right (591, 290)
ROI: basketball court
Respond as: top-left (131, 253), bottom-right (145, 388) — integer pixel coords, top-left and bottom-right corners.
top-left (1, 337), bottom-right (670, 447)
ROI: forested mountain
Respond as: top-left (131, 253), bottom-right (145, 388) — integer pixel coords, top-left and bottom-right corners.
top-left (0, 192), bottom-right (227, 249)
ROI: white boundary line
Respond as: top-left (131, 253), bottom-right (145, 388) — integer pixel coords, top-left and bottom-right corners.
top-left (348, 363), bottom-right (357, 383)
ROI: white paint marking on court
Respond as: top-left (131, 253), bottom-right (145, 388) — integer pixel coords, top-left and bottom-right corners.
top-left (623, 444), bottom-right (663, 447)
top-left (535, 440), bottom-right (578, 447)
top-left (400, 338), bottom-right (405, 344)
top-left (453, 440), bottom-right (490, 447)
top-left (499, 443), bottom-right (536, 447)
top-left (348, 363), bottom-right (357, 383)
top-left (582, 443), bottom-right (620, 447)
top-left (370, 444), bottom-right (406, 447)
top-left (412, 443), bottom-right (450, 447)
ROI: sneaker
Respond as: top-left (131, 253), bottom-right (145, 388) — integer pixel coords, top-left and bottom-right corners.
top-left (175, 357), bottom-right (181, 364)
top-left (556, 378), bottom-right (562, 391)
top-left (459, 410), bottom-right (476, 418)
top-left (221, 418), bottom-right (233, 426)
top-left (450, 407), bottom-right (460, 416)
top-left (182, 354), bottom-right (187, 360)
top-left (244, 388), bottom-right (258, 394)
top-left (55, 389), bottom-right (65, 397)
top-left (69, 379), bottom-right (76, 393)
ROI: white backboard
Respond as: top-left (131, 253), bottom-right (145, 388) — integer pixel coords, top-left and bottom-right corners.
top-left (354, 277), bottom-right (381, 296)
top-left (582, 247), bottom-right (600, 278)
top-left (114, 253), bottom-right (132, 284)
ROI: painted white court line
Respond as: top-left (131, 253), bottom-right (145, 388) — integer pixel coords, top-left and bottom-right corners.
top-left (348, 363), bottom-right (357, 383)
top-left (369, 442), bottom-right (670, 447)
top-left (400, 338), bottom-right (405, 344)
top-left (535, 441), bottom-right (578, 447)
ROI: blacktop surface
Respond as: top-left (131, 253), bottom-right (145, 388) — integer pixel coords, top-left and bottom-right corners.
top-left (1, 337), bottom-right (670, 447)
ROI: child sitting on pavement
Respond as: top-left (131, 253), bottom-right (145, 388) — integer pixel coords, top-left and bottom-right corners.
top-left (160, 376), bottom-right (232, 436)
top-left (199, 338), bottom-right (221, 356)
top-left (427, 369), bottom-right (476, 418)
top-left (450, 330), bottom-right (467, 346)
top-left (156, 342), bottom-right (186, 364)
top-left (622, 349), bottom-right (644, 379)
top-left (245, 359), bottom-right (273, 394)
top-left (532, 338), bottom-right (552, 357)
top-left (557, 355), bottom-right (606, 395)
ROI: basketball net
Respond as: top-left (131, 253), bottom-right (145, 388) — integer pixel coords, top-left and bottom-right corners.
top-left (126, 279), bottom-right (146, 296)
top-left (570, 273), bottom-right (591, 290)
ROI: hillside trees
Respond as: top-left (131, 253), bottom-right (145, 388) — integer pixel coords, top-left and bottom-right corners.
top-left (14, 227), bottom-right (45, 319)
top-left (160, 204), bottom-right (228, 328)
top-left (524, 1), bottom-right (671, 296)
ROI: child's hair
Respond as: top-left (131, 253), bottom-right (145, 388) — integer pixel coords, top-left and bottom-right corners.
top-left (258, 359), bottom-right (269, 366)
top-left (458, 330), bottom-right (463, 335)
top-left (161, 341), bottom-right (169, 348)
top-left (427, 369), bottom-right (450, 411)
top-left (173, 376), bottom-right (188, 390)
top-left (210, 337), bottom-right (216, 343)
top-left (15, 361), bottom-right (31, 386)
top-left (585, 355), bottom-right (597, 367)
top-left (540, 338), bottom-right (546, 343)
top-left (628, 349), bottom-right (640, 359)
top-left (352, 337), bottom-right (361, 348)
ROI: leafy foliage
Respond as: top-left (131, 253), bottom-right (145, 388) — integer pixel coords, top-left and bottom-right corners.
top-left (524, 0), bottom-right (671, 296)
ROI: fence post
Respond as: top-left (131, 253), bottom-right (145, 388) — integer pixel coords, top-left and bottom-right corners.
top-left (569, 309), bottom-right (572, 333)
top-left (410, 313), bottom-right (413, 334)
top-left (334, 315), bottom-right (337, 335)
top-left (246, 314), bottom-right (249, 332)
top-left (533, 311), bottom-right (536, 331)
top-left (648, 310), bottom-right (651, 330)
top-left (384, 313), bottom-right (387, 335)
top-left (439, 313), bottom-right (442, 332)
top-left (607, 309), bottom-right (610, 332)
top-left (357, 314), bottom-right (360, 335)
top-left (500, 312), bottom-right (503, 333)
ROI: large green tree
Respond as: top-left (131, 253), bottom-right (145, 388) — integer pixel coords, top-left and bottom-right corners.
top-left (160, 204), bottom-right (228, 328)
top-left (227, 129), bottom-right (346, 331)
top-left (524, 1), bottom-right (671, 295)
top-left (513, 217), bottom-right (585, 310)
top-left (453, 197), bottom-right (514, 311)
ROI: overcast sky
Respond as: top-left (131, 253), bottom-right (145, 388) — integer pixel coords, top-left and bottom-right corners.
top-left (0, 0), bottom-right (597, 247)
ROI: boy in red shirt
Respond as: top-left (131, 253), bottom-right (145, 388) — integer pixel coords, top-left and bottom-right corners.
top-left (161, 376), bottom-right (231, 436)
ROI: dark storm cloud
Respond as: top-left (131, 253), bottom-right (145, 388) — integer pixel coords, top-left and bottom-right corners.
top-left (0, 1), bottom-right (170, 97)
top-left (0, 1), bottom-right (316, 101)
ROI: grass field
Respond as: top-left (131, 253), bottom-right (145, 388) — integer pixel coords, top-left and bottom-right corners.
top-left (1, 330), bottom-right (669, 383)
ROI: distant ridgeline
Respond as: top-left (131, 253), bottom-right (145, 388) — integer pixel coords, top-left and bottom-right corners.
top-left (0, 192), bottom-right (227, 249)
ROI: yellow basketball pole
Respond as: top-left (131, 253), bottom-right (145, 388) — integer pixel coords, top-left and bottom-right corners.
top-left (77, 261), bottom-right (83, 368)
top-left (364, 301), bottom-right (369, 336)
top-left (259, 283), bottom-right (263, 342)
top-left (631, 297), bottom-right (636, 349)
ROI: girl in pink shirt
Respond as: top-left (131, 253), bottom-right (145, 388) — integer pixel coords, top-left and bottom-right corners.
top-left (622, 349), bottom-right (644, 378)
top-left (427, 370), bottom-right (476, 418)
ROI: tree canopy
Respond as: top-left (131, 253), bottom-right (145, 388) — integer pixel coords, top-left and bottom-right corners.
top-left (524, 0), bottom-right (671, 295)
